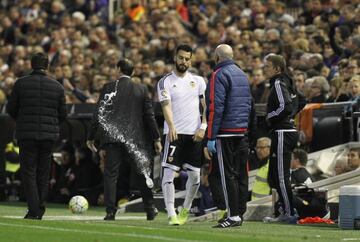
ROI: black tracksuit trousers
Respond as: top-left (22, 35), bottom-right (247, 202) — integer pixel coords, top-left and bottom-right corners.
top-left (211, 136), bottom-right (249, 218)
top-left (268, 130), bottom-right (298, 216)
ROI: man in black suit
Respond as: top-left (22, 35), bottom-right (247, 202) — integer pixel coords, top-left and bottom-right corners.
top-left (87, 59), bottom-right (162, 220)
top-left (6, 52), bottom-right (67, 219)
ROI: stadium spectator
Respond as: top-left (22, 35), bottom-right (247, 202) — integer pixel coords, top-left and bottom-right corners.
top-left (290, 149), bottom-right (314, 185)
top-left (0, 0), bottom-right (359, 107)
top-left (4, 142), bottom-right (21, 201)
top-left (334, 159), bottom-right (351, 176)
top-left (308, 76), bottom-right (330, 103)
top-left (251, 137), bottom-right (271, 201)
top-left (293, 70), bottom-right (307, 94)
top-left (286, 148), bottom-right (329, 220)
top-left (345, 75), bottom-right (360, 114)
top-left (349, 75), bottom-right (360, 100)
top-left (347, 147), bottom-right (360, 171)
top-left (327, 76), bottom-right (349, 102)
top-left (251, 68), bottom-right (269, 103)
top-left (48, 142), bottom-right (75, 204)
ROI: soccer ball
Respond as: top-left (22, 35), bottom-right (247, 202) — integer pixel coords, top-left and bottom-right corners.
top-left (69, 195), bottom-right (88, 214)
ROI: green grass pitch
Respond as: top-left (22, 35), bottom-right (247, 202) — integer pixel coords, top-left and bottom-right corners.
top-left (0, 202), bottom-right (359, 242)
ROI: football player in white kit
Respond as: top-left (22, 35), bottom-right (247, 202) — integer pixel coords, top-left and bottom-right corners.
top-left (158, 44), bottom-right (207, 225)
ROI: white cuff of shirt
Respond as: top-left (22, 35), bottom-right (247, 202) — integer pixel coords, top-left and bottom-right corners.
top-left (200, 123), bottom-right (207, 130)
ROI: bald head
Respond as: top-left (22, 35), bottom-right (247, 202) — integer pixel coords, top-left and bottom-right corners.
top-left (215, 44), bottom-right (233, 63)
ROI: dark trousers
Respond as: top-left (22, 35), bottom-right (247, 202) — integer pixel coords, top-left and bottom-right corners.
top-left (103, 143), bottom-right (154, 214)
top-left (18, 140), bottom-right (54, 216)
top-left (268, 130), bottom-right (298, 216)
top-left (213, 136), bottom-right (249, 217)
top-left (209, 159), bottom-right (226, 210)
top-left (117, 160), bottom-right (131, 200)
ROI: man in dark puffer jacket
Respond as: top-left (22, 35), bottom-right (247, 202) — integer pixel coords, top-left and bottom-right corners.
top-left (6, 52), bottom-right (66, 219)
top-left (206, 44), bottom-right (252, 228)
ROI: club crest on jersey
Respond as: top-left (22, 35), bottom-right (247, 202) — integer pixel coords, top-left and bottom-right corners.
top-left (168, 156), bottom-right (174, 163)
top-left (189, 80), bottom-right (196, 88)
top-left (161, 90), bottom-right (169, 98)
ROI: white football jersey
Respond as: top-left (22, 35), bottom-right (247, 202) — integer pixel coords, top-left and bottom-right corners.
top-left (157, 71), bottom-right (206, 135)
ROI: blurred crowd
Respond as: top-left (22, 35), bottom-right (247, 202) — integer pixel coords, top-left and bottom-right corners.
top-left (0, 0), bottom-right (359, 106)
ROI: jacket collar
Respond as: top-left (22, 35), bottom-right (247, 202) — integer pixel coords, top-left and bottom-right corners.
top-left (118, 75), bottom-right (131, 81)
top-left (119, 75), bottom-right (131, 79)
top-left (30, 69), bottom-right (47, 75)
top-left (214, 59), bottom-right (235, 71)
top-left (269, 73), bottom-right (285, 87)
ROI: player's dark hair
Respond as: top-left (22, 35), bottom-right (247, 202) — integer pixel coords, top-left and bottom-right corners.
top-left (176, 44), bottom-right (193, 56)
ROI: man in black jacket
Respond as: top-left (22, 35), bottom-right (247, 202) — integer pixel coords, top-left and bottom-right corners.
top-left (263, 54), bottom-right (304, 224)
top-left (291, 148), bottom-right (314, 186)
top-left (87, 59), bottom-right (162, 221)
top-left (6, 52), bottom-right (67, 219)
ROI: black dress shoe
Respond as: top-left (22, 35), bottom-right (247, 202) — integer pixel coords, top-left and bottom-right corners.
top-left (104, 212), bottom-right (115, 221)
top-left (24, 213), bottom-right (41, 220)
top-left (39, 206), bottom-right (45, 220)
top-left (146, 207), bottom-right (158, 221)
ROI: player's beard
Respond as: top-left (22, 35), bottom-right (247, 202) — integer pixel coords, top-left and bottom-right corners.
top-left (175, 62), bottom-right (188, 73)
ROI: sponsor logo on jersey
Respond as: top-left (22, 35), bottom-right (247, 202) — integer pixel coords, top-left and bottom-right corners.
top-left (190, 81), bottom-right (196, 88)
top-left (161, 90), bottom-right (169, 98)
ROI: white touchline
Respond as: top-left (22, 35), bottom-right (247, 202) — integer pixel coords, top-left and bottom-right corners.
top-left (2, 215), bottom-right (145, 221)
top-left (81, 222), bottom-right (246, 238)
top-left (0, 222), bottom-right (209, 242)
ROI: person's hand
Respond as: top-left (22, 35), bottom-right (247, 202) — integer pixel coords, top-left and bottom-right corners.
top-left (99, 149), bottom-right (106, 159)
top-left (154, 140), bottom-right (162, 154)
top-left (86, 140), bottom-right (97, 152)
top-left (86, 97), bottom-right (96, 103)
top-left (49, 178), bottom-right (56, 188)
top-left (193, 128), bottom-right (205, 142)
top-left (203, 147), bottom-right (212, 159)
top-left (63, 78), bottom-right (74, 91)
top-left (97, 193), bottom-right (104, 206)
top-left (69, 173), bottom-right (75, 181)
top-left (207, 140), bottom-right (216, 154)
top-left (60, 188), bottom-right (70, 195)
top-left (168, 126), bottom-right (178, 142)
